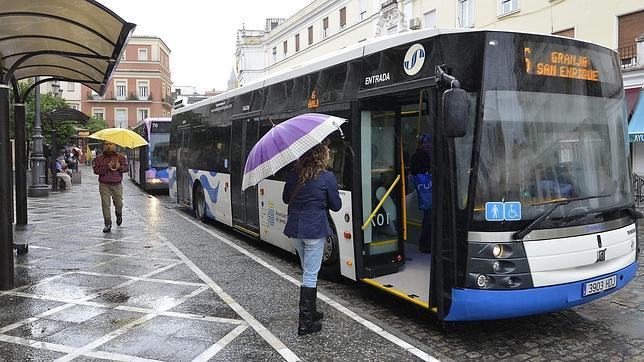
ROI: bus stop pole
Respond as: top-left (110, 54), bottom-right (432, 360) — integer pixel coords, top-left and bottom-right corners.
top-left (0, 77), bottom-right (15, 290)
top-left (14, 103), bottom-right (27, 225)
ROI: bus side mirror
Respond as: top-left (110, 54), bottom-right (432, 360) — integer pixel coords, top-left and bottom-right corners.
top-left (442, 88), bottom-right (468, 138)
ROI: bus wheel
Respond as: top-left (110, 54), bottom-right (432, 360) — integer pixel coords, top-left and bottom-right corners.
top-left (194, 184), bottom-right (207, 222)
top-left (320, 233), bottom-right (340, 280)
top-left (322, 233), bottom-right (339, 265)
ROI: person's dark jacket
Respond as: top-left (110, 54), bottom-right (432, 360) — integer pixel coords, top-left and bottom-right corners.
top-left (282, 170), bottom-right (342, 239)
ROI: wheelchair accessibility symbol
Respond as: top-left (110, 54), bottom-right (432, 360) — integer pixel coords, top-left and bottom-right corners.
top-left (504, 202), bottom-right (521, 221)
top-left (485, 201), bottom-right (521, 221)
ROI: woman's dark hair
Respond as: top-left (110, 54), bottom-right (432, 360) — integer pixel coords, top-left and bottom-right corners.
top-left (296, 139), bottom-right (330, 185)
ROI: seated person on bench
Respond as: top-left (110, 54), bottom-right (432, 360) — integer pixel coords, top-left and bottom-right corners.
top-left (55, 153), bottom-right (72, 190)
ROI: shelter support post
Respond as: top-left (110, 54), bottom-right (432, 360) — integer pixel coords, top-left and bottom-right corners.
top-left (51, 130), bottom-right (58, 192)
top-left (14, 103), bottom-right (27, 225)
top-left (0, 81), bottom-right (14, 290)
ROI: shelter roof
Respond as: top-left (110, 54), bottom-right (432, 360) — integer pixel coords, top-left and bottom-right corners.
top-left (0, 0), bottom-right (135, 94)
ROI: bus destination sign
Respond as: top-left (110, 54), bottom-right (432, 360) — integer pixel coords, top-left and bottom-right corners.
top-left (524, 46), bottom-right (599, 82)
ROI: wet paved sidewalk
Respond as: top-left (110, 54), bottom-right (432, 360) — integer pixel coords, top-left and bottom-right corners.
top-left (2, 167), bottom-right (436, 361)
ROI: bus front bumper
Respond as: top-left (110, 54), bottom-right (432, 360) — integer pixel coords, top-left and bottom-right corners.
top-left (445, 261), bottom-right (637, 321)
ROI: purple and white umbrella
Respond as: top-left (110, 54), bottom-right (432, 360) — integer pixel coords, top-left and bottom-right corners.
top-left (242, 113), bottom-right (346, 191)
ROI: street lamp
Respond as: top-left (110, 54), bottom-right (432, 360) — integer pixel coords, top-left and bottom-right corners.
top-left (27, 77), bottom-right (49, 197)
top-left (50, 81), bottom-right (60, 95)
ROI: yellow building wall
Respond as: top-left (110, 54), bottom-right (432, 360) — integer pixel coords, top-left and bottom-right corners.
top-left (414, 0), bottom-right (644, 49)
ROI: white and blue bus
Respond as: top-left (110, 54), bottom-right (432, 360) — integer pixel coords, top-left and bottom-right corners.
top-left (128, 118), bottom-right (171, 191)
top-left (168, 29), bottom-right (639, 321)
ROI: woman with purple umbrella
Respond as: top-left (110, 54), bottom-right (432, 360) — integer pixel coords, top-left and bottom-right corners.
top-left (282, 139), bottom-right (341, 336)
top-left (242, 113), bottom-right (347, 335)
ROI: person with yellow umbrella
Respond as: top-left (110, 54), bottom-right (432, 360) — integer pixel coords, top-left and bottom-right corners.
top-left (89, 128), bottom-right (148, 233)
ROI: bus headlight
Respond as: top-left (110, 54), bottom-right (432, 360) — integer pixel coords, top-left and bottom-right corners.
top-left (476, 274), bottom-right (488, 288)
top-left (492, 244), bottom-right (504, 258)
top-left (492, 261), bottom-right (502, 273)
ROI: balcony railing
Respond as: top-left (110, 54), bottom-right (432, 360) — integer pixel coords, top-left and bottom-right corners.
top-left (85, 91), bottom-right (155, 102)
top-left (617, 45), bottom-right (638, 69)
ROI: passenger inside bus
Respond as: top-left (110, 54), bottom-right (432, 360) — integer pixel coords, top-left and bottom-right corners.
top-left (409, 135), bottom-right (432, 253)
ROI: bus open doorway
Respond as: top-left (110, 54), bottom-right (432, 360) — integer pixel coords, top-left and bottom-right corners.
top-left (358, 89), bottom-right (435, 309)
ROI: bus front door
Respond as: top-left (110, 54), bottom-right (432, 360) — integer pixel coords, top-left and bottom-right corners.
top-left (358, 90), bottom-right (436, 308)
top-left (230, 118), bottom-right (260, 235)
top-left (176, 127), bottom-right (191, 206)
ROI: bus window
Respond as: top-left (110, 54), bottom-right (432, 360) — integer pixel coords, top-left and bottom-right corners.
top-left (474, 91), bottom-right (631, 222)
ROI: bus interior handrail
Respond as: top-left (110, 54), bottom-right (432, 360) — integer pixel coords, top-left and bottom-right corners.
top-left (362, 174), bottom-right (401, 231)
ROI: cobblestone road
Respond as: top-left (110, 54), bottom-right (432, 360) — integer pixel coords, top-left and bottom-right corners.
top-left (3, 166), bottom-right (642, 361)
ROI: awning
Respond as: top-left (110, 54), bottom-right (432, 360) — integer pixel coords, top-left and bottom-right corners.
top-left (628, 89), bottom-right (644, 142)
top-left (0, 0), bottom-right (135, 94)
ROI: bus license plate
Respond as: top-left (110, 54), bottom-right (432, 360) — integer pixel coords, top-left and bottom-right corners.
top-left (582, 275), bottom-right (617, 297)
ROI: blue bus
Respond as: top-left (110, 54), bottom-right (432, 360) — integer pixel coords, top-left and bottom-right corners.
top-left (168, 29), bottom-right (639, 321)
top-left (129, 118), bottom-right (171, 191)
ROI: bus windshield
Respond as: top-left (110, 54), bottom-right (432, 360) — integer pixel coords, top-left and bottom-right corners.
top-left (473, 90), bottom-right (632, 222)
top-left (149, 133), bottom-right (170, 169)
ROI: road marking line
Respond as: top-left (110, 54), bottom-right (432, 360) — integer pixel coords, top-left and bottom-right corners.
top-left (0, 334), bottom-right (76, 354)
top-left (192, 324), bottom-right (249, 362)
top-left (84, 349), bottom-right (163, 362)
top-left (75, 270), bottom-right (204, 287)
top-left (156, 233), bottom-right (300, 362)
top-left (54, 286), bottom-right (209, 362)
top-left (174, 210), bottom-right (437, 362)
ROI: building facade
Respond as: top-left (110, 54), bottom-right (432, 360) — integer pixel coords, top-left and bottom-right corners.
top-left (236, 0), bottom-right (643, 83)
top-left (80, 35), bottom-right (173, 128)
top-left (235, 0), bottom-right (644, 169)
top-left (40, 81), bottom-right (82, 110)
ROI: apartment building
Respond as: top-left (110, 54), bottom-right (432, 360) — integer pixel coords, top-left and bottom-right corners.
top-left (81, 35), bottom-right (173, 128)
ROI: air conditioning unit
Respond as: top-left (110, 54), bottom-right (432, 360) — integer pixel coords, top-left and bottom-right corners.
top-left (409, 17), bottom-right (421, 30)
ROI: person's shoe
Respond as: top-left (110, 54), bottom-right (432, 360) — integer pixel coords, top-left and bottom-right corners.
top-left (116, 214), bottom-right (123, 226)
top-left (103, 223), bottom-right (112, 233)
top-left (298, 286), bottom-right (322, 336)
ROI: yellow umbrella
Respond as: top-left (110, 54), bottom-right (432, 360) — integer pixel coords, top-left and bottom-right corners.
top-left (88, 128), bottom-right (148, 149)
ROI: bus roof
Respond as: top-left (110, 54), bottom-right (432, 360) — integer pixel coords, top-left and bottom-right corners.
top-left (174, 27), bottom-right (615, 116)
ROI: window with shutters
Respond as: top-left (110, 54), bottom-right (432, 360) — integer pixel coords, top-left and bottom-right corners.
top-left (458, 0), bottom-right (474, 28)
top-left (618, 10), bottom-right (644, 68)
top-left (498, 0), bottom-right (518, 17)
top-left (115, 80), bottom-right (127, 100)
top-left (340, 7), bottom-right (347, 30)
top-left (295, 34), bottom-right (300, 52)
top-left (138, 48), bottom-right (148, 61)
top-left (423, 10), bottom-right (436, 28)
top-left (308, 26), bottom-right (313, 45)
top-left (323, 17), bottom-right (329, 38)
top-left (552, 28), bottom-right (574, 38)
top-left (115, 108), bottom-right (128, 129)
top-left (283, 40), bottom-right (288, 55)
top-left (137, 80), bottom-right (149, 100)
top-left (358, 0), bottom-right (368, 20)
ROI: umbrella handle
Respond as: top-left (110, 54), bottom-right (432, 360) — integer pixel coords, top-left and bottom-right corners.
top-left (333, 121), bottom-right (355, 157)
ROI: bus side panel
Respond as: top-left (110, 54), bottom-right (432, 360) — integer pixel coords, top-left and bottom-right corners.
top-left (257, 179), bottom-right (357, 280)
top-left (168, 167), bottom-right (177, 200)
top-left (189, 169), bottom-right (233, 227)
top-left (330, 191), bottom-right (356, 280)
top-left (257, 179), bottom-right (295, 253)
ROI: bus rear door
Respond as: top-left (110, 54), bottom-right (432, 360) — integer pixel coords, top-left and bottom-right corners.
top-left (230, 117), bottom-right (260, 236)
top-left (176, 125), bottom-right (191, 206)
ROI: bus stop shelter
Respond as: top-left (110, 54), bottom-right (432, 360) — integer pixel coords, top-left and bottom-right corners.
top-left (0, 0), bottom-right (134, 290)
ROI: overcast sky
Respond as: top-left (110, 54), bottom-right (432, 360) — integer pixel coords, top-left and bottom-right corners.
top-left (98, 0), bottom-right (313, 92)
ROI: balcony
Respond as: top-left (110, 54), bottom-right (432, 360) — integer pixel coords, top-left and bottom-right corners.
top-left (618, 45), bottom-right (638, 69)
top-left (85, 91), bottom-right (154, 102)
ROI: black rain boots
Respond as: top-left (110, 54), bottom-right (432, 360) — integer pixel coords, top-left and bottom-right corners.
top-left (298, 286), bottom-right (322, 336)
top-left (103, 222), bottom-right (112, 233)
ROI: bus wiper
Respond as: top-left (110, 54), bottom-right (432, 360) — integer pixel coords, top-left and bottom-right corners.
top-left (513, 194), bottom-right (612, 240)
